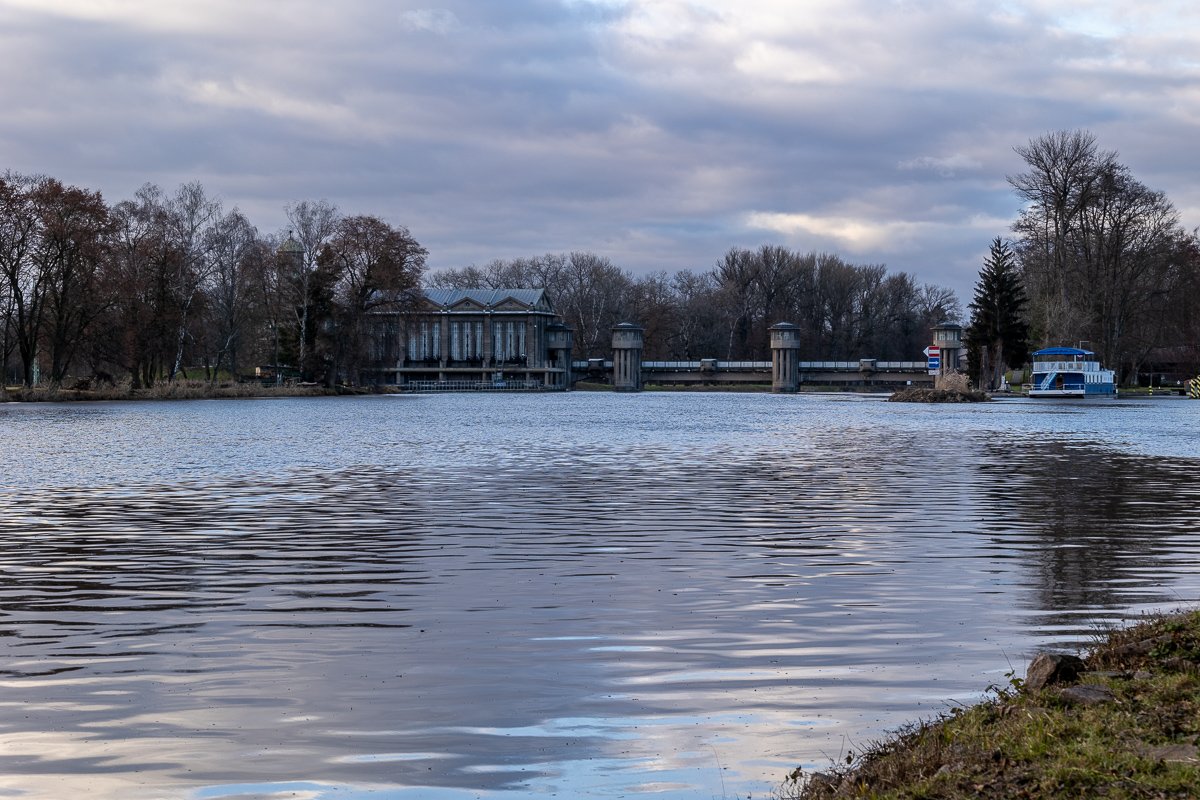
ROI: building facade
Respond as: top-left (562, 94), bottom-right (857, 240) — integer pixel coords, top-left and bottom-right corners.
top-left (363, 288), bottom-right (574, 389)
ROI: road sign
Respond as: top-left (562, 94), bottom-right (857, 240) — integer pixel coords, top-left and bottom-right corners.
top-left (923, 345), bottom-right (940, 358)
top-left (927, 356), bottom-right (941, 370)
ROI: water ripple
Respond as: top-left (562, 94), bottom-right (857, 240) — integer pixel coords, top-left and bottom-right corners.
top-left (1, 394), bottom-right (1199, 799)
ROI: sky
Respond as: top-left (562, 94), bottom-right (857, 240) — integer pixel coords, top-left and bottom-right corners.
top-left (2, 0), bottom-right (1199, 302)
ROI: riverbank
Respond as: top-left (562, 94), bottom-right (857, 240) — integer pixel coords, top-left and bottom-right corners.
top-left (1, 380), bottom-right (353, 402)
top-left (783, 609), bottom-right (1200, 799)
top-left (4, 380), bottom-right (923, 399)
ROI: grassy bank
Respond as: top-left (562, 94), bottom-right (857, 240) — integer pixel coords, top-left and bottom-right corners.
top-left (784, 610), bottom-right (1200, 799)
top-left (1, 380), bottom-right (352, 402)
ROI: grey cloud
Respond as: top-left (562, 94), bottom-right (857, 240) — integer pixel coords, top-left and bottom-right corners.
top-left (898, 155), bottom-right (985, 177)
top-left (2, 1), bottom-right (1199, 301)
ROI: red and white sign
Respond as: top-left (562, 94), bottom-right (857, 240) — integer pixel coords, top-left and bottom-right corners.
top-left (923, 345), bottom-right (940, 358)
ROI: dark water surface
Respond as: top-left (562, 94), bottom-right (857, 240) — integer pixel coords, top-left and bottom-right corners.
top-left (2, 393), bottom-right (1199, 799)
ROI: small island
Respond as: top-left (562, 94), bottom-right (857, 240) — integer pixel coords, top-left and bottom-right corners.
top-left (889, 373), bottom-right (990, 403)
top-left (888, 387), bottom-right (990, 403)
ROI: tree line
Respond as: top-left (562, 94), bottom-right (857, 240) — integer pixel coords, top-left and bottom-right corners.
top-left (9, 131), bottom-right (1195, 394)
top-left (0, 173), bottom-right (425, 391)
top-left (428, 248), bottom-right (961, 361)
top-left (965, 130), bottom-right (1200, 389)
top-left (3, 170), bottom-right (964, 392)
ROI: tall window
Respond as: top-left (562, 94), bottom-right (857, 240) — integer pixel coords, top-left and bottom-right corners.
top-left (409, 321), bottom-right (432, 360)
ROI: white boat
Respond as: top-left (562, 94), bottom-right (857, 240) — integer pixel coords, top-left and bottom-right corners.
top-left (1028, 347), bottom-right (1116, 397)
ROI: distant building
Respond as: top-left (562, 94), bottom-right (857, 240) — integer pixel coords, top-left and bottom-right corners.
top-left (1140, 345), bottom-right (1200, 386)
top-left (362, 288), bottom-right (574, 389)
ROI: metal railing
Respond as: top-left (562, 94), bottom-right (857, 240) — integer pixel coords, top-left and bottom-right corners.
top-left (572, 360), bottom-right (929, 371)
top-left (1034, 360), bottom-right (1103, 373)
top-left (402, 379), bottom-right (553, 393)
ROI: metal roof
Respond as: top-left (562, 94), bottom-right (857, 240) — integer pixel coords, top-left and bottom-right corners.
top-left (423, 288), bottom-right (548, 309)
top-left (1033, 347), bottom-right (1094, 356)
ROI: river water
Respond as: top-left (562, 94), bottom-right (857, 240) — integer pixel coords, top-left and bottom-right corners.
top-left (1, 392), bottom-right (1198, 799)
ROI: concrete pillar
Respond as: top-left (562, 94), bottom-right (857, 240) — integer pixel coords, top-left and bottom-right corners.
top-left (438, 314), bottom-right (450, 368)
top-left (546, 322), bottom-right (574, 388)
top-left (611, 322), bottom-right (644, 392)
top-left (769, 322), bottom-right (801, 393)
top-left (525, 317), bottom-right (537, 369)
top-left (482, 313), bottom-right (494, 367)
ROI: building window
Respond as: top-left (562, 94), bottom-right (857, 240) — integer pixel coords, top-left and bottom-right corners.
top-left (409, 321), bottom-right (431, 360)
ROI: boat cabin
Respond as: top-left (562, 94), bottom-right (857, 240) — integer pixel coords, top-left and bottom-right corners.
top-left (1029, 347), bottom-right (1115, 397)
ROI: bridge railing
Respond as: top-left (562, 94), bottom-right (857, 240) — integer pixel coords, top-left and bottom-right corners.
top-left (642, 361), bottom-right (704, 369)
top-left (403, 379), bottom-right (549, 393)
top-left (573, 360), bottom-right (929, 371)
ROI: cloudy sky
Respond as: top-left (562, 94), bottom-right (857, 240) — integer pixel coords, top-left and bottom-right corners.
top-left (2, 1), bottom-right (1198, 301)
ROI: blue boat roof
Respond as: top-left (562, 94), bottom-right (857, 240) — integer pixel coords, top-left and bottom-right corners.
top-left (1033, 347), bottom-right (1095, 357)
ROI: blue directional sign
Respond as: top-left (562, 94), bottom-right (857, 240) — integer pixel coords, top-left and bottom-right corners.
top-left (927, 356), bottom-right (941, 370)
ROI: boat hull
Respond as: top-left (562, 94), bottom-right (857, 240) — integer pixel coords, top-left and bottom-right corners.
top-left (1028, 387), bottom-right (1115, 398)
top-left (1029, 376), bottom-right (1116, 397)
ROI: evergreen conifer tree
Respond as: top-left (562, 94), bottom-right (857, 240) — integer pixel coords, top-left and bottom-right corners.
top-left (966, 238), bottom-right (1029, 390)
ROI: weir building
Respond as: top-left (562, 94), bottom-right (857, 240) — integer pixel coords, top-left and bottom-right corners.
top-left (363, 288), bottom-right (574, 389)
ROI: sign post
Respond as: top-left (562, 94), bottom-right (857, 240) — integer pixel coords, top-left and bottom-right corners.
top-left (924, 345), bottom-right (941, 375)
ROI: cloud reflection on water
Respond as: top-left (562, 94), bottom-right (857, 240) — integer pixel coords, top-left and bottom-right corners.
top-left (1, 394), bottom-right (1198, 798)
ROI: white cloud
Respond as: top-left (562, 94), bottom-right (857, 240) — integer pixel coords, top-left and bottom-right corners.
top-left (745, 211), bottom-right (934, 252)
top-left (898, 155), bottom-right (985, 177)
top-left (399, 8), bottom-right (460, 34)
top-left (744, 209), bottom-right (1012, 253)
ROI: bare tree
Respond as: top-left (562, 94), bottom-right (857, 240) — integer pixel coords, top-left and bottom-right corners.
top-left (284, 199), bottom-right (341, 379)
top-left (204, 209), bottom-right (262, 380)
top-left (1010, 130), bottom-right (1186, 378)
top-left (163, 182), bottom-right (222, 380)
top-left (34, 179), bottom-right (111, 385)
top-left (667, 269), bottom-right (723, 359)
top-left (629, 271), bottom-right (677, 359)
top-left (317, 215), bottom-right (426, 385)
top-left (715, 247), bottom-right (761, 359)
top-left (100, 184), bottom-right (180, 389)
top-left (0, 172), bottom-right (44, 387)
